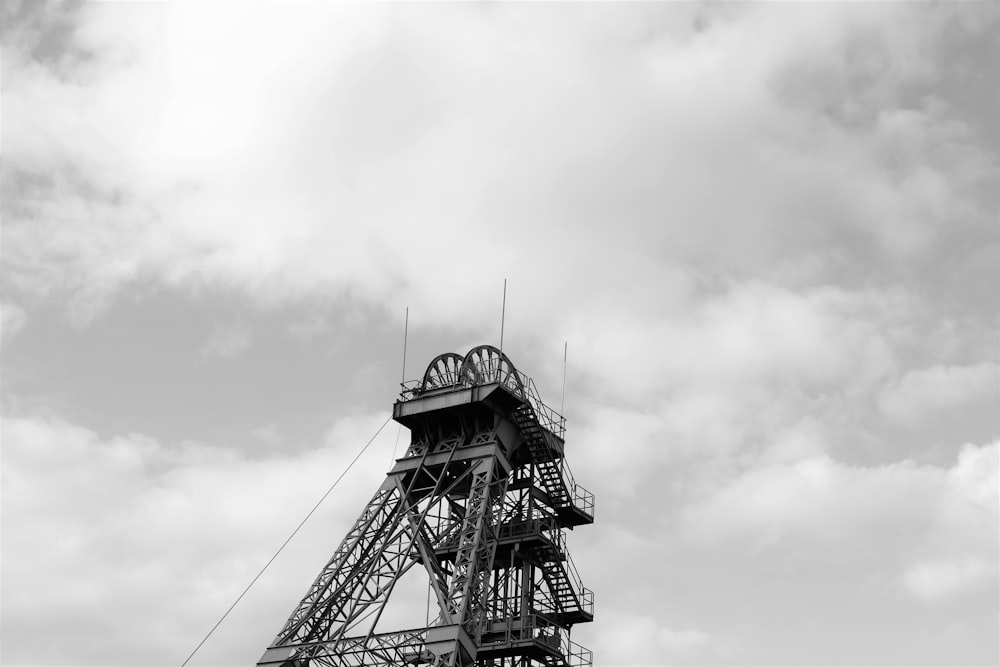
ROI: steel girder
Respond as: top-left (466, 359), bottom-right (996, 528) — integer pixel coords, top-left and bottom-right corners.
top-left (260, 427), bottom-right (509, 666)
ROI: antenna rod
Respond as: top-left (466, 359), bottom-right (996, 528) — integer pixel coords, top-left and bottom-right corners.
top-left (499, 279), bottom-right (507, 353)
top-left (561, 341), bottom-right (568, 415)
top-left (401, 307), bottom-right (409, 385)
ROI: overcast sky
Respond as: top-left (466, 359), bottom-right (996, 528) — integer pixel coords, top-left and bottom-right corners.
top-left (2, 2), bottom-right (998, 666)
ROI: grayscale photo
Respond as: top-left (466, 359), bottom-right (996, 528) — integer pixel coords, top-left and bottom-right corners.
top-left (1, 2), bottom-right (997, 667)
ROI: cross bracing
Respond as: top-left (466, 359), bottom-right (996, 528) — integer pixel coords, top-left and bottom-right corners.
top-left (257, 345), bottom-right (594, 667)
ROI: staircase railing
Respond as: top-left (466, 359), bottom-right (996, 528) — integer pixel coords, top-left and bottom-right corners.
top-left (553, 531), bottom-right (594, 617)
top-left (519, 372), bottom-right (566, 438)
top-left (560, 460), bottom-right (595, 517)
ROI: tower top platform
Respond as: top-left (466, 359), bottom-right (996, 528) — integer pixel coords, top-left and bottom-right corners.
top-left (397, 344), bottom-right (566, 439)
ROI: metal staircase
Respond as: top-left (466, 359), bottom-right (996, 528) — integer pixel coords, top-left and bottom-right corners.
top-left (537, 531), bottom-right (593, 625)
top-left (513, 404), bottom-right (571, 508)
top-left (512, 403), bottom-right (594, 527)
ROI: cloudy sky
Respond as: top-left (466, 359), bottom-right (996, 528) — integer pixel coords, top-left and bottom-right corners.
top-left (2, 2), bottom-right (998, 665)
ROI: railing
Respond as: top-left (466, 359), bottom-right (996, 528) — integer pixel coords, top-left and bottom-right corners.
top-left (482, 357), bottom-right (527, 400)
top-left (481, 614), bottom-right (591, 659)
top-left (496, 516), bottom-right (559, 542)
top-left (399, 378), bottom-right (422, 398)
top-left (397, 359), bottom-right (567, 440)
top-left (561, 635), bottom-right (594, 667)
top-left (560, 460), bottom-right (595, 516)
top-left (436, 517), bottom-right (558, 551)
top-left (481, 613), bottom-right (557, 647)
top-left (520, 372), bottom-right (566, 438)
top-left (553, 530), bottom-right (594, 617)
top-left (579, 587), bottom-right (594, 617)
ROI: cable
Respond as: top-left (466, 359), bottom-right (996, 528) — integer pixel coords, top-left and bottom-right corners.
top-left (391, 423), bottom-right (402, 464)
top-left (180, 414), bottom-right (393, 667)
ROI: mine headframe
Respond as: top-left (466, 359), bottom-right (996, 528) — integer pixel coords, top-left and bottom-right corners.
top-left (257, 344), bottom-right (595, 667)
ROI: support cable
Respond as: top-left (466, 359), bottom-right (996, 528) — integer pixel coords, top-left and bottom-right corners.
top-left (561, 341), bottom-right (568, 416)
top-left (499, 278), bottom-right (507, 354)
top-left (179, 414), bottom-right (393, 667)
top-left (401, 307), bottom-right (409, 385)
top-left (391, 423), bottom-right (402, 464)
top-left (393, 306), bottom-right (407, 464)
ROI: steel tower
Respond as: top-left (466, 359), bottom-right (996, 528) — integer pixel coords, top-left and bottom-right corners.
top-left (257, 345), bottom-right (594, 667)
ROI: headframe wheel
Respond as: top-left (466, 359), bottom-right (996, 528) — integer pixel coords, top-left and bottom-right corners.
top-left (460, 345), bottom-right (525, 398)
top-left (420, 352), bottom-right (465, 392)
top-left (418, 345), bottom-right (525, 398)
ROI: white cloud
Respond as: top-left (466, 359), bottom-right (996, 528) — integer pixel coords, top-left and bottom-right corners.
top-left (2, 3), bottom-right (998, 665)
top-left (249, 423), bottom-right (284, 447)
top-left (286, 311), bottom-right (332, 341)
top-left (560, 280), bottom-right (907, 506)
top-left (656, 441), bottom-right (998, 661)
top-left (657, 626), bottom-right (712, 652)
top-left (946, 441), bottom-right (999, 511)
top-left (1, 301), bottom-right (28, 342)
top-left (592, 612), bottom-right (717, 664)
top-left (879, 363), bottom-right (998, 427)
top-left (903, 557), bottom-right (995, 603)
top-left (200, 322), bottom-right (252, 361)
top-left (562, 281), bottom-right (906, 415)
top-left (679, 442), bottom-right (998, 552)
top-left (3, 3), bottom-right (995, 329)
top-left (677, 440), bottom-right (998, 615)
top-left (1, 412), bottom-right (398, 666)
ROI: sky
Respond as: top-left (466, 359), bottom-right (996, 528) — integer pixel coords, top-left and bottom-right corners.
top-left (1, 1), bottom-right (998, 666)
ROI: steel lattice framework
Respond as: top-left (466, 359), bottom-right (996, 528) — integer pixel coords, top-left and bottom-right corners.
top-left (257, 345), bottom-right (594, 667)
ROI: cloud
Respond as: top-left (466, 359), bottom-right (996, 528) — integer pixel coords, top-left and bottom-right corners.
top-left (577, 281), bottom-right (904, 401)
top-left (3, 3), bottom-right (996, 329)
top-left (679, 442), bottom-right (998, 551)
top-left (200, 322), bottom-right (252, 361)
top-left (946, 441), bottom-right (999, 511)
top-left (658, 625), bottom-right (712, 652)
top-left (652, 441), bottom-right (998, 662)
top-left (249, 423), bottom-right (284, 447)
top-left (2, 3), bottom-right (998, 665)
top-left (286, 311), bottom-right (332, 341)
top-left (903, 557), bottom-right (995, 603)
top-left (879, 363), bottom-right (998, 427)
top-left (676, 440), bottom-right (998, 620)
top-left (560, 280), bottom-right (908, 510)
top-left (592, 612), bottom-right (717, 664)
top-left (1, 301), bottom-right (28, 342)
top-left (0, 412), bottom-right (397, 666)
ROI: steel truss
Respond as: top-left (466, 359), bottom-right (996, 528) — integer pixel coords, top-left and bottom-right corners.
top-left (257, 345), bottom-right (594, 667)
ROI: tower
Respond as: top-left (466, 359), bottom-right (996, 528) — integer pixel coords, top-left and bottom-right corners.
top-left (257, 345), bottom-right (594, 667)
